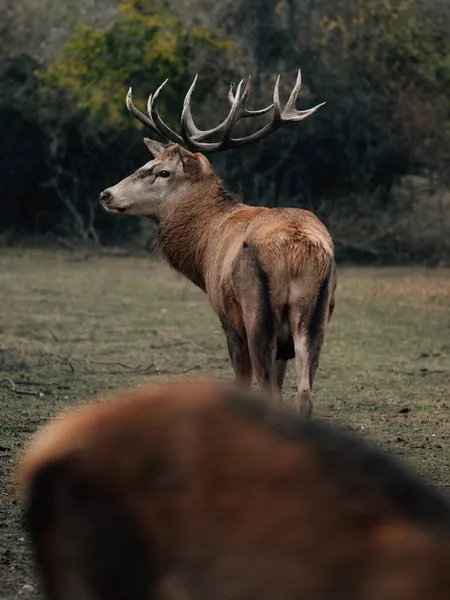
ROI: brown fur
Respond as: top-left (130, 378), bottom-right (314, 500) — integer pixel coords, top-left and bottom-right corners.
top-left (102, 144), bottom-right (336, 416)
top-left (17, 380), bottom-right (450, 600)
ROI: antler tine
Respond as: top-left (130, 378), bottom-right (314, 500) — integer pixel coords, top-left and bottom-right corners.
top-left (229, 75), bottom-right (274, 118)
top-left (285, 68), bottom-right (302, 113)
top-left (181, 75), bottom-right (274, 147)
top-left (126, 88), bottom-right (167, 140)
top-left (216, 78), bottom-right (249, 144)
top-left (181, 78), bottom-right (246, 145)
top-left (181, 76), bottom-right (266, 152)
top-left (272, 75), bottom-right (283, 123)
top-left (181, 75), bottom-right (244, 142)
top-left (227, 81), bottom-right (236, 105)
top-left (180, 75), bottom-right (202, 139)
top-left (148, 79), bottom-right (185, 146)
top-left (281, 69), bottom-right (326, 121)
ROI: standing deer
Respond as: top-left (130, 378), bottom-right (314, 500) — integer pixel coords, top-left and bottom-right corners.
top-left (17, 380), bottom-right (450, 600)
top-left (100, 71), bottom-right (336, 417)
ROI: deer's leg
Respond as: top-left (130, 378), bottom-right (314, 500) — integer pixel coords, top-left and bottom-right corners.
top-left (222, 322), bottom-right (253, 389)
top-left (292, 330), bottom-right (313, 418)
top-left (276, 359), bottom-right (287, 389)
top-left (289, 259), bottom-right (335, 418)
top-left (235, 243), bottom-right (282, 406)
top-left (291, 305), bottom-right (331, 418)
top-left (292, 324), bottom-right (329, 418)
top-left (246, 324), bottom-right (281, 407)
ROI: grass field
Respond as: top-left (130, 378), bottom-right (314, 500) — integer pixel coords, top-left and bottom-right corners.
top-left (1, 247), bottom-right (449, 599)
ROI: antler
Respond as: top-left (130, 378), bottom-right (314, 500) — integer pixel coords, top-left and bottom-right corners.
top-left (126, 83), bottom-right (184, 145)
top-left (126, 70), bottom-right (325, 153)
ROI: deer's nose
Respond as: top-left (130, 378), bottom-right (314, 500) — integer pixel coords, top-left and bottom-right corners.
top-left (100, 190), bottom-right (111, 203)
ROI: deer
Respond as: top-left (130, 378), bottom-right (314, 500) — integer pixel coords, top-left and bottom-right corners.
top-left (100, 70), bottom-right (336, 417)
top-left (17, 380), bottom-right (450, 600)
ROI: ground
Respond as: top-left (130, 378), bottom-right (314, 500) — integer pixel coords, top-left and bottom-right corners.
top-left (0, 247), bottom-right (449, 599)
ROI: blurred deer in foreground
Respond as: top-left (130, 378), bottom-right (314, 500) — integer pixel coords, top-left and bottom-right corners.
top-left (17, 380), bottom-right (450, 600)
top-left (100, 71), bottom-right (336, 417)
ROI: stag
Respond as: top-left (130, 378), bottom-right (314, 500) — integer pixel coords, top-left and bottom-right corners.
top-left (100, 71), bottom-right (336, 417)
top-left (17, 380), bottom-right (450, 600)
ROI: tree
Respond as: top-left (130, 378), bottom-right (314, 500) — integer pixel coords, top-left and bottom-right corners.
top-left (32, 0), bottom-right (235, 242)
top-left (39, 0), bottom-right (234, 133)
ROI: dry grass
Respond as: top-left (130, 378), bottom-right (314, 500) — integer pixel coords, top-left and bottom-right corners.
top-left (0, 247), bottom-right (449, 599)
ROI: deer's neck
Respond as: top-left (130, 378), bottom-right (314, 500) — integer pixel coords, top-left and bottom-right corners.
top-left (156, 181), bottom-right (241, 292)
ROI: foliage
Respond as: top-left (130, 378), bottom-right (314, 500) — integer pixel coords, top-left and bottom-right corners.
top-left (39, 0), bottom-right (234, 134)
top-left (207, 0), bottom-right (450, 246)
top-left (277, 0), bottom-right (450, 185)
top-left (0, 0), bottom-right (234, 241)
top-left (308, 0), bottom-right (450, 178)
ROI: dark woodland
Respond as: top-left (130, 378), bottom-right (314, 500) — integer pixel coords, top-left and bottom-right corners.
top-left (1, 0), bottom-right (449, 263)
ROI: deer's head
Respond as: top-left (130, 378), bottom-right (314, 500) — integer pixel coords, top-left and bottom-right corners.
top-left (100, 141), bottom-right (213, 220)
top-left (100, 71), bottom-right (325, 221)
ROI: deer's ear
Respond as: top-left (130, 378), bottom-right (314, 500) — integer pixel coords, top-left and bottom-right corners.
top-left (176, 145), bottom-right (207, 180)
top-left (143, 138), bottom-right (166, 158)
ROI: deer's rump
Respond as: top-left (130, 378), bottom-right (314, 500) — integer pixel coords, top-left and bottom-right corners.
top-left (240, 219), bottom-right (335, 362)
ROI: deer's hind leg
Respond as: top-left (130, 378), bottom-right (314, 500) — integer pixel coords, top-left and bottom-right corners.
top-left (237, 243), bottom-right (281, 407)
top-left (291, 329), bottom-right (314, 418)
top-left (221, 321), bottom-right (253, 390)
top-left (246, 323), bottom-right (280, 407)
top-left (290, 261), bottom-right (335, 418)
top-left (276, 359), bottom-right (288, 389)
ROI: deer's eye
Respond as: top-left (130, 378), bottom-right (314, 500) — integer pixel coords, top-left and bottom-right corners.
top-left (159, 170), bottom-right (170, 178)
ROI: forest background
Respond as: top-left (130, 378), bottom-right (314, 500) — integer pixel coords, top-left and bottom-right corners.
top-left (1, 0), bottom-right (450, 263)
